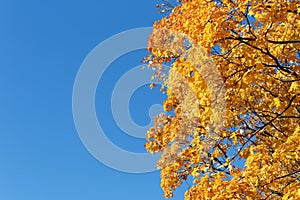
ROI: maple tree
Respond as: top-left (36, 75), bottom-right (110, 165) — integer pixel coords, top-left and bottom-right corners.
top-left (144, 0), bottom-right (300, 199)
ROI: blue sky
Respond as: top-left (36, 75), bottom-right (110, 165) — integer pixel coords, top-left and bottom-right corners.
top-left (0, 0), bottom-right (190, 199)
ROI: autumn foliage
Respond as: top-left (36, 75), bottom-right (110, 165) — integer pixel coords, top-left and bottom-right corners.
top-left (144, 0), bottom-right (300, 199)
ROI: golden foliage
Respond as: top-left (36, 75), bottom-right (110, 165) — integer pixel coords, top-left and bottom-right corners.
top-left (145, 0), bottom-right (300, 199)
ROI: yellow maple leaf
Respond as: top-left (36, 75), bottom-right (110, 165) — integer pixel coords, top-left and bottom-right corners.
top-left (248, 10), bottom-right (254, 16)
top-left (288, 82), bottom-right (298, 92)
top-left (274, 97), bottom-right (280, 108)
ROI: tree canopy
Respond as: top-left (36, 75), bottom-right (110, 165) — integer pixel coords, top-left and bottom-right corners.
top-left (144, 0), bottom-right (300, 199)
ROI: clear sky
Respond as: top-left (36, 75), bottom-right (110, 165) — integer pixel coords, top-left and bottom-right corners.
top-left (0, 0), bottom-right (190, 199)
